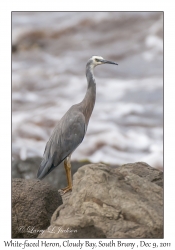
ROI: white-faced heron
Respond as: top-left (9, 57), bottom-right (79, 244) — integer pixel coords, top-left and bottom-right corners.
top-left (37, 56), bottom-right (118, 193)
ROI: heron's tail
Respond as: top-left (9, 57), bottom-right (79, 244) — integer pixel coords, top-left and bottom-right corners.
top-left (37, 157), bottom-right (54, 180)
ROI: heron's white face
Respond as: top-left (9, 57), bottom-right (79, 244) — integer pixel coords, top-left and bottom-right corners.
top-left (88, 56), bottom-right (118, 69)
top-left (91, 56), bottom-right (105, 67)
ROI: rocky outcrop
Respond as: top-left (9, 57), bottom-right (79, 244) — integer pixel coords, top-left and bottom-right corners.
top-left (38, 162), bottom-right (163, 239)
top-left (12, 178), bottom-right (62, 238)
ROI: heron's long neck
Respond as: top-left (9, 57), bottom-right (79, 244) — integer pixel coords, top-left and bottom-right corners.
top-left (81, 65), bottom-right (96, 125)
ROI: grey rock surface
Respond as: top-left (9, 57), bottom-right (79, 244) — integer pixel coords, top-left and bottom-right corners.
top-left (12, 178), bottom-right (62, 238)
top-left (38, 162), bottom-right (163, 239)
top-left (12, 157), bottom-right (92, 189)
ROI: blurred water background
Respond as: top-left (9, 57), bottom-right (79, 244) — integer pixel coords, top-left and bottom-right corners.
top-left (12, 12), bottom-right (163, 170)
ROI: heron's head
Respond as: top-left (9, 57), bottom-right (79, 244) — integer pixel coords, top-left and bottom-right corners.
top-left (89, 56), bottom-right (118, 68)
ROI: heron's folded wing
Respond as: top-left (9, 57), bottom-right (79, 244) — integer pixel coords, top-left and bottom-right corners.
top-left (51, 110), bottom-right (86, 166)
top-left (38, 109), bottom-right (86, 178)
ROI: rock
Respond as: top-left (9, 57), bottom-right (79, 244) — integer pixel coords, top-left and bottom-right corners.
top-left (12, 178), bottom-right (62, 238)
top-left (12, 157), bottom-right (91, 189)
top-left (12, 157), bottom-right (42, 180)
top-left (38, 162), bottom-right (163, 239)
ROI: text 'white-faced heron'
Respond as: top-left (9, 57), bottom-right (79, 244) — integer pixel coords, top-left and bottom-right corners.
top-left (37, 56), bottom-right (118, 193)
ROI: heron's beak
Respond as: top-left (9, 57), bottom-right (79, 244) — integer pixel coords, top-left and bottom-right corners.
top-left (101, 59), bottom-right (118, 65)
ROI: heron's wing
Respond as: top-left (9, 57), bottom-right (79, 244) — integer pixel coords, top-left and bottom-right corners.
top-left (52, 109), bottom-right (86, 165)
top-left (37, 108), bottom-right (86, 179)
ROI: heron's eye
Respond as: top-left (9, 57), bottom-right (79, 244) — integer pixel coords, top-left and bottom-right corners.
top-left (95, 58), bottom-right (99, 62)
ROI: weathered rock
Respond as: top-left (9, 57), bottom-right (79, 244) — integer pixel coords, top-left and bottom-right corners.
top-left (12, 178), bottom-right (62, 238)
top-left (38, 162), bottom-right (163, 239)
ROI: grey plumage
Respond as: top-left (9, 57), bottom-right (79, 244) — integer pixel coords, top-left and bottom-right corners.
top-left (37, 56), bottom-right (118, 192)
top-left (37, 107), bottom-right (85, 179)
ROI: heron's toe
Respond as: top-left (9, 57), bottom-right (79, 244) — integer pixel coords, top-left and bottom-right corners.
top-left (61, 186), bottom-right (72, 194)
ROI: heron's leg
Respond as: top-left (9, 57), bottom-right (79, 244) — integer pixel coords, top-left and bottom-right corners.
top-left (61, 155), bottom-right (72, 193)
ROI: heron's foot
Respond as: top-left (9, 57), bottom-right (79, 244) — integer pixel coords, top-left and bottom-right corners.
top-left (61, 186), bottom-right (72, 194)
